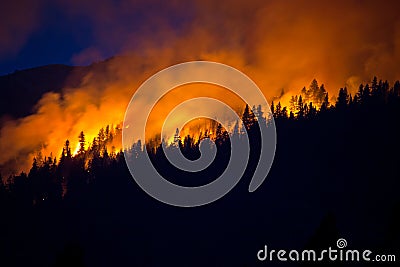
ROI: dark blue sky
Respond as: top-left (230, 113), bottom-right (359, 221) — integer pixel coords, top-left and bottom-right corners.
top-left (0, 27), bottom-right (89, 75)
top-left (0, 4), bottom-right (88, 75)
top-left (0, 0), bottom-right (193, 75)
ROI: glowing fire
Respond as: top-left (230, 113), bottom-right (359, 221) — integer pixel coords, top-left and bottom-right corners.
top-left (1, 0), bottom-right (399, 178)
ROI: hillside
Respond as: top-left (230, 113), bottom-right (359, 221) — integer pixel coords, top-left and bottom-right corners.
top-left (0, 64), bottom-right (90, 119)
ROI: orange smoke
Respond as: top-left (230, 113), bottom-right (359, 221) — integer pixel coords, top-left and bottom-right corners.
top-left (1, 0), bottom-right (400, 176)
top-left (145, 83), bottom-right (246, 144)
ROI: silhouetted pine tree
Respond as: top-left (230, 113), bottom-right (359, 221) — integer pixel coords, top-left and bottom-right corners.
top-left (242, 104), bottom-right (257, 130)
top-left (336, 87), bottom-right (349, 110)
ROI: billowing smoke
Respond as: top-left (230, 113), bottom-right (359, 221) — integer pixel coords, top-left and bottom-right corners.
top-left (1, 0), bottom-right (400, 176)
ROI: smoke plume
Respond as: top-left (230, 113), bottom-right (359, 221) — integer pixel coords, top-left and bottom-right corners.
top-left (1, 0), bottom-right (400, 176)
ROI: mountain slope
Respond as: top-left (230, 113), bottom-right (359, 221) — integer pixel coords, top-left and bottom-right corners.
top-left (0, 64), bottom-right (89, 119)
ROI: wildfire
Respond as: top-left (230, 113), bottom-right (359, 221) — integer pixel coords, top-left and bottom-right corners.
top-left (1, 0), bottom-right (400, 178)
top-left (142, 83), bottom-right (245, 146)
top-left (174, 118), bottom-right (219, 144)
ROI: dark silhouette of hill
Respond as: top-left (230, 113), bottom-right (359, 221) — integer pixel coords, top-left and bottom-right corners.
top-left (0, 56), bottom-right (128, 121)
top-left (0, 64), bottom-right (88, 118)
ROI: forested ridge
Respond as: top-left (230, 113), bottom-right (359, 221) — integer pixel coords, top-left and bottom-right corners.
top-left (0, 77), bottom-right (399, 267)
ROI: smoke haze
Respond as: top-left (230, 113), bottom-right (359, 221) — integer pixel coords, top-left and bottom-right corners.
top-left (1, 0), bottom-right (400, 175)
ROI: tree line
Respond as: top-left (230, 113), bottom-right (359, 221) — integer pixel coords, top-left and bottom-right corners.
top-left (0, 76), bottom-right (398, 204)
top-left (0, 76), bottom-right (399, 266)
